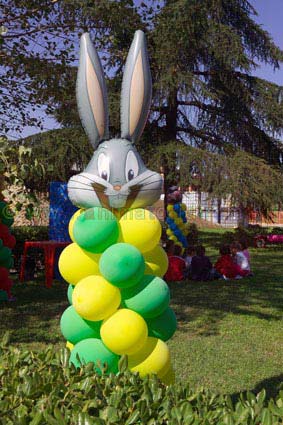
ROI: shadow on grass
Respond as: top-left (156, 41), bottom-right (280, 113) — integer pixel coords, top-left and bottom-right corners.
top-left (169, 278), bottom-right (283, 338)
top-left (0, 279), bottom-right (68, 345)
top-left (170, 252), bottom-right (283, 336)
top-left (230, 373), bottom-right (283, 402)
top-left (168, 229), bottom-right (283, 337)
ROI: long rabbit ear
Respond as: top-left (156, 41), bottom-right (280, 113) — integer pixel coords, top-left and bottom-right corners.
top-left (121, 30), bottom-right (152, 143)
top-left (76, 33), bottom-right (109, 149)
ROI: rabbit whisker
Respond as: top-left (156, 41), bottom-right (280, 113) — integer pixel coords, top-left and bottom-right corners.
top-left (68, 187), bottom-right (106, 194)
top-left (77, 174), bottom-right (98, 183)
top-left (132, 179), bottom-right (162, 188)
top-left (70, 180), bottom-right (95, 189)
top-left (136, 173), bottom-right (160, 184)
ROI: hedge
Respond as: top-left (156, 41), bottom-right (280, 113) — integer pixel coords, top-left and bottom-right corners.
top-left (10, 226), bottom-right (49, 272)
top-left (1, 335), bottom-right (283, 424)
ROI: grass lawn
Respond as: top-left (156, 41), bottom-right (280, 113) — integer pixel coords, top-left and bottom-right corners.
top-left (1, 228), bottom-right (283, 398)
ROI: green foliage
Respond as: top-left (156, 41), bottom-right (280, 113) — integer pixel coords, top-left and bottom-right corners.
top-left (0, 137), bottom-right (45, 216)
top-left (11, 226), bottom-right (48, 270)
top-left (2, 0), bottom-right (283, 167)
top-left (219, 226), bottom-right (265, 247)
top-left (220, 226), bottom-right (283, 247)
top-left (1, 0), bottom-right (78, 135)
top-left (186, 223), bottom-right (199, 246)
top-left (2, 128), bottom-right (92, 192)
top-left (151, 142), bottom-right (283, 218)
top-left (17, 128), bottom-right (92, 191)
top-left (1, 335), bottom-right (283, 424)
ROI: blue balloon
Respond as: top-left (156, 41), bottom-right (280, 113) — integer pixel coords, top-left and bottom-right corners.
top-left (183, 217), bottom-right (187, 223)
top-left (173, 204), bottom-right (181, 213)
top-left (166, 217), bottom-right (173, 225)
top-left (181, 211), bottom-right (186, 219)
top-left (170, 223), bottom-right (178, 231)
top-left (174, 229), bottom-right (182, 238)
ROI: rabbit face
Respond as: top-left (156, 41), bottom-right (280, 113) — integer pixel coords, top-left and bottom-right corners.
top-left (68, 30), bottom-right (162, 211)
top-left (68, 138), bottom-right (162, 209)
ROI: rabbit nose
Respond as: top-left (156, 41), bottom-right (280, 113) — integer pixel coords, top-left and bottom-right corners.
top-left (113, 185), bottom-right (121, 191)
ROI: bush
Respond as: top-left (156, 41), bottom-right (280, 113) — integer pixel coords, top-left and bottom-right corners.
top-left (220, 225), bottom-right (269, 248)
top-left (270, 227), bottom-right (283, 235)
top-left (1, 334), bottom-right (283, 424)
top-left (186, 223), bottom-right (199, 246)
top-left (11, 226), bottom-right (49, 271)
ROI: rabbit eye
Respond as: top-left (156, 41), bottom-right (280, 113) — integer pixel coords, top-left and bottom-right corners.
top-left (98, 153), bottom-right (110, 182)
top-left (125, 151), bottom-right (139, 182)
top-left (101, 171), bottom-right (108, 181)
top-left (128, 169), bottom-right (135, 181)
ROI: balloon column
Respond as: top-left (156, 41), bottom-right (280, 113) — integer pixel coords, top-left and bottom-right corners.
top-left (165, 186), bottom-right (189, 250)
top-left (0, 201), bottom-right (15, 301)
top-left (59, 30), bottom-right (177, 384)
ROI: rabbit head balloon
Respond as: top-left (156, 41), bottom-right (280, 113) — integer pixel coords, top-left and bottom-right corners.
top-left (68, 31), bottom-right (162, 210)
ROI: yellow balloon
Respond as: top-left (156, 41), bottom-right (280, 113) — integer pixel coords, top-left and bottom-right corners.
top-left (69, 209), bottom-right (84, 242)
top-left (167, 205), bottom-right (173, 212)
top-left (175, 218), bottom-right (183, 226)
top-left (169, 236), bottom-right (177, 242)
top-left (161, 365), bottom-right (175, 385)
top-left (101, 309), bottom-right (148, 355)
top-left (73, 275), bottom-right (121, 321)
top-left (144, 245), bottom-right (168, 277)
top-left (168, 211), bottom-right (177, 219)
top-left (59, 243), bottom-right (100, 285)
top-left (128, 337), bottom-right (170, 379)
top-left (119, 209), bottom-right (161, 253)
top-left (181, 203), bottom-right (187, 211)
top-left (66, 341), bottom-right (74, 351)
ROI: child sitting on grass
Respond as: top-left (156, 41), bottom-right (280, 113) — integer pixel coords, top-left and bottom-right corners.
top-left (190, 245), bottom-right (213, 281)
top-left (184, 245), bottom-right (196, 277)
top-left (239, 238), bottom-right (251, 272)
top-left (230, 241), bottom-right (251, 274)
top-left (164, 244), bottom-right (186, 282)
top-left (215, 244), bottom-right (249, 280)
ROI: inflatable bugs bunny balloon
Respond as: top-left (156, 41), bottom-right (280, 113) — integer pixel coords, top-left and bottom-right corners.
top-left (68, 30), bottom-right (162, 210)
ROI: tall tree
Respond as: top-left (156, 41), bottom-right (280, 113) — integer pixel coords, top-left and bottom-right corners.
top-left (2, 0), bottom-right (283, 165)
top-left (0, 0), bottom-right (81, 136)
top-left (55, 0), bottom-right (283, 165)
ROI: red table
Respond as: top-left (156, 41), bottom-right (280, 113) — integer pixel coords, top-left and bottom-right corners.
top-left (20, 241), bottom-right (70, 287)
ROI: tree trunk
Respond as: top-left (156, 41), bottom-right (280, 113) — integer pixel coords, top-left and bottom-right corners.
top-left (165, 89), bottom-right (178, 142)
top-left (238, 203), bottom-right (249, 227)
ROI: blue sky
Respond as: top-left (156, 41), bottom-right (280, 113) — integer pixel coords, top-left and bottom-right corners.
top-left (251, 0), bottom-right (283, 84)
top-left (19, 0), bottom-right (283, 139)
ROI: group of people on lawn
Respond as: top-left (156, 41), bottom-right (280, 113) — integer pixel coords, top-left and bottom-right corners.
top-left (164, 239), bottom-right (252, 282)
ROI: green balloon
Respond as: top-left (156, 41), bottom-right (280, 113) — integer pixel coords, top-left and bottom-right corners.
top-left (0, 202), bottom-right (14, 226)
top-left (67, 284), bottom-right (74, 304)
top-left (69, 338), bottom-right (120, 374)
top-left (146, 307), bottom-right (177, 341)
top-left (121, 275), bottom-right (170, 319)
top-left (0, 247), bottom-right (12, 265)
top-left (60, 306), bottom-right (101, 344)
top-left (0, 289), bottom-right (8, 302)
top-left (1, 217), bottom-right (14, 227)
top-left (99, 243), bottom-right (145, 288)
top-left (73, 207), bottom-right (119, 253)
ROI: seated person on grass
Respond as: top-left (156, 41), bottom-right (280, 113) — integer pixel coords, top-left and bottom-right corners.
top-left (190, 245), bottom-right (213, 281)
top-left (214, 244), bottom-right (249, 280)
top-left (164, 244), bottom-right (186, 282)
top-left (184, 245), bottom-right (196, 268)
top-left (230, 241), bottom-right (251, 274)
